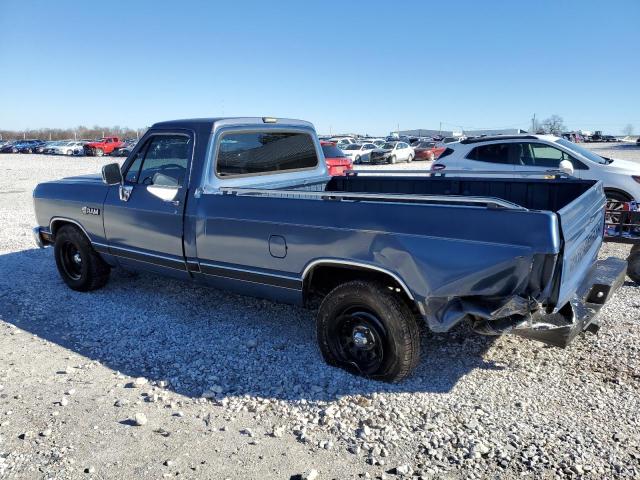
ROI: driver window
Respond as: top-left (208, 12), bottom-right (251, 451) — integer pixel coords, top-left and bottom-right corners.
top-left (136, 135), bottom-right (191, 187)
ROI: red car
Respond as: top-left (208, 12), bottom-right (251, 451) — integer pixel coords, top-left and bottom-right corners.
top-left (83, 136), bottom-right (124, 156)
top-left (413, 141), bottom-right (446, 161)
top-left (321, 141), bottom-right (353, 176)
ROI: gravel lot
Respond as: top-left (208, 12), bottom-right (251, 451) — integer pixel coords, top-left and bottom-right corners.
top-left (1, 143), bottom-right (639, 479)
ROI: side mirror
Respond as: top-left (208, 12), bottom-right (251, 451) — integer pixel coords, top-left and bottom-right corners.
top-left (102, 163), bottom-right (123, 185)
top-left (559, 159), bottom-right (575, 176)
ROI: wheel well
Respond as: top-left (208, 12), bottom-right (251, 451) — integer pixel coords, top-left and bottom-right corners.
top-left (303, 263), bottom-right (417, 310)
top-left (604, 188), bottom-right (632, 201)
top-left (50, 219), bottom-right (90, 240)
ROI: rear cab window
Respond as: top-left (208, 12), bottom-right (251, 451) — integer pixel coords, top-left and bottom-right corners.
top-left (215, 131), bottom-right (319, 177)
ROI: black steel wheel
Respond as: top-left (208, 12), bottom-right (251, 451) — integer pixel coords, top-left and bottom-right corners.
top-left (54, 224), bottom-right (110, 291)
top-left (316, 281), bottom-right (420, 382)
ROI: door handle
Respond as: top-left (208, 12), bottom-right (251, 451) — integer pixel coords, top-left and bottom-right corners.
top-left (167, 200), bottom-right (180, 206)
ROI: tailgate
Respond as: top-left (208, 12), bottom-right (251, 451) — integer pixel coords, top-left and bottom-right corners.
top-left (554, 181), bottom-right (606, 310)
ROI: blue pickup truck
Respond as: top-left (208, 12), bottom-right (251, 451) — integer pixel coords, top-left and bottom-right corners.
top-left (32, 117), bottom-right (626, 382)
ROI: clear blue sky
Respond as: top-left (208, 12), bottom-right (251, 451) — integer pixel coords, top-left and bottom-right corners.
top-left (1, 0), bottom-right (638, 135)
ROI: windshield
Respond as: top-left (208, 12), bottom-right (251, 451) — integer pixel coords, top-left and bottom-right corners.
top-left (417, 142), bottom-right (435, 148)
top-left (381, 143), bottom-right (396, 149)
top-left (555, 138), bottom-right (608, 164)
top-left (344, 144), bottom-right (361, 150)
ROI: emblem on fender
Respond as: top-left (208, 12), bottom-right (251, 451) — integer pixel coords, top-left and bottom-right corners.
top-left (81, 206), bottom-right (100, 215)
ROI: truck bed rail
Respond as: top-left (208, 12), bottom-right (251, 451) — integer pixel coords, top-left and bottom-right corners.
top-left (216, 186), bottom-right (527, 210)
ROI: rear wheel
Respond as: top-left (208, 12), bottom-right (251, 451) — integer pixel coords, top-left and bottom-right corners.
top-left (407, 154), bottom-right (413, 163)
top-left (66, 149), bottom-right (73, 156)
top-left (628, 245), bottom-right (640, 284)
top-left (95, 148), bottom-right (104, 157)
top-left (316, 281), bottom-right (421, 382)
top-left (54, 225), bottom-right (110, 291)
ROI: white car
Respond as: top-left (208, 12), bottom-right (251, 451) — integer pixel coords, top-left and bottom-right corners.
top-left (329, 137), bottom-right (356, 148)
top-left (368, 141), bottom-right (415, 164)
top-left (53, 141), bottom-right (85, 156)
top-left (431, 134), bottom-right (640, 205)
top-left (341, 143), bottom-right (378, 164)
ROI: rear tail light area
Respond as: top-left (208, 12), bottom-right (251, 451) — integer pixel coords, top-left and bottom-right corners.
top-left (632, 175), bottom-right (640, 184)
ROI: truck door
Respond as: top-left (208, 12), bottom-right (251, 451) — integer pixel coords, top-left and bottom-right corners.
top-left (102, 131), bottom-right (193, 272)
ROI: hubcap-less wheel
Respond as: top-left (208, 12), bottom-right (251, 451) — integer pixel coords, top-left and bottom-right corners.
top-left (60, 241), bottom-right (83, 281)
top-left (332, 306), bottom-right (386, 375)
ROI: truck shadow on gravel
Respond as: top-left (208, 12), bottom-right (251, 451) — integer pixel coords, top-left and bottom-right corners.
top-left (0, 248), bottom-right (504, 400)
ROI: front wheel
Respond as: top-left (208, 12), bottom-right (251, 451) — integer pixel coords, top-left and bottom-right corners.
top-left (54, 225), bottom-right (111, 291)
top-left (354, 155), bottom-right (360, 164)
top-left (95, 148), bottom-right (104, 157)
top-left (316, 281), bottom-right (421, 382)
top-left (605, 191), bottom-right (632, 225)
top-left (388, 155), bottom-right (396, 165)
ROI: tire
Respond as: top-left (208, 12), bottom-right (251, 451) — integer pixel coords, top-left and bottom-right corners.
top-left (355, 156), bottom-right (361, 164)
top-left (66, 149), bottom-right (73, 156)
top-left (407, 154), bottom-right (413, 163)
top-left (628, 245), bottom-right (640, 284)
top-left (388, 155), bottom-right (396, 165)
top-left (316, 280), bottom-right (421, 382)
top-left (605, 191), bottom-right (632, 225)
top-left (95, 148), bottom-right (104, 157)
top-left (54, 225), bottom-right (110, 291)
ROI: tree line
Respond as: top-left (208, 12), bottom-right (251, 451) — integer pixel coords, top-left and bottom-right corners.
top-left (0, 125), bottom-right (147, 141)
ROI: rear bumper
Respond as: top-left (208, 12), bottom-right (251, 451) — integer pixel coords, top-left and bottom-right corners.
top-left (513, 257), bottom-right (627, 347)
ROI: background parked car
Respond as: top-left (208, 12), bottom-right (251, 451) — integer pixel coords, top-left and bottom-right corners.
top-left (52, 140), bottom-right (86, 155)
top-left (341, 143), bottom-right (377, 164)
top-left (320, 141), bottom-right (353, 176)
top-left (413, 141), bottom-right (446, 161)
top-left (0, 141), bottom-right (21, 153)
top-left (431, 134), bottom-right (640, 206)
top-left (368, 141), bottom-right (414, 164)
top-left (111, 139), bottom-right (138, 157)
top-left (17, 140), bottom-right (45, 153)
top-left (83, 136), bottom-right (124, 156)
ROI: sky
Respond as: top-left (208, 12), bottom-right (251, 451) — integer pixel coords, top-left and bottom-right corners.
top-left (0, 0), bottom-right (638, 136)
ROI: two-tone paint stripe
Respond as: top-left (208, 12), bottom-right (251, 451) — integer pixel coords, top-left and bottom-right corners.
top-left (93, 242), bottom-right (302, 290)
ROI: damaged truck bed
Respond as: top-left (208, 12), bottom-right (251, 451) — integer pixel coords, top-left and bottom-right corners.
top-left (33, 118), bottom-right (626, 381)
top-left (324, 173), bottom-right (626, 347)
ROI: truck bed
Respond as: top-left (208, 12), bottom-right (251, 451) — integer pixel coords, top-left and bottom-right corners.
top-left (325, 175), bottom-right (596, 212)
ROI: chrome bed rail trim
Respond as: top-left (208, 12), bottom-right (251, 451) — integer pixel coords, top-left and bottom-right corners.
top-left (213, 187), bottom-right (527, 210)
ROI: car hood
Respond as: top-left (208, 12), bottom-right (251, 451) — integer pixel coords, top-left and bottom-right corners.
top-left (601, 158), bottom-right (640, 173)
top-left (372, 148), bottom-right (392, 153)
top-left (52, 173), bottom-right (104, 184)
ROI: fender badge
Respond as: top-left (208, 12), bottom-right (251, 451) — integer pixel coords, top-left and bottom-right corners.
top-left (81, 206), bottom-right (100, 216)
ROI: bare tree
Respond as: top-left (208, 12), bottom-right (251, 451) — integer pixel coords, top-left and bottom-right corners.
top-left (623, 124), bottom-right (634, 136)
top-left (540, 115), bottom-right (566, 135)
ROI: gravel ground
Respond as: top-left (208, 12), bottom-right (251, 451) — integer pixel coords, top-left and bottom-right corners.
top-left (1, 143), bottom-right (639, 479)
